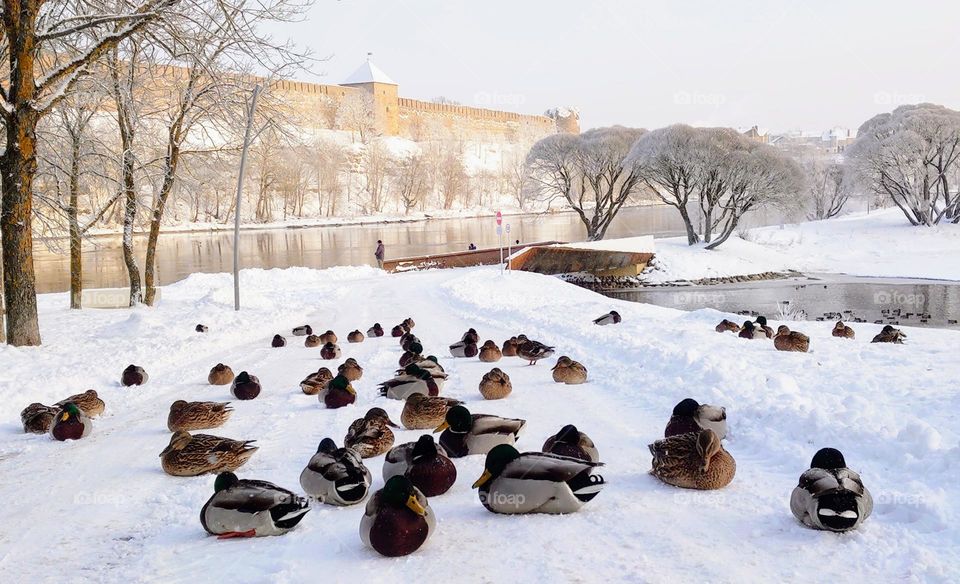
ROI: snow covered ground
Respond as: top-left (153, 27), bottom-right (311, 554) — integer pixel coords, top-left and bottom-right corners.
top-left (1, 265), bottom-right (958, 583)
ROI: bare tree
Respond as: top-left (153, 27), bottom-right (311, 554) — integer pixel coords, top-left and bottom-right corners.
top-left (337, 91), bottom-right (377, 143)
top-left (435, 143), bottom-right (467, 210)
top-left (313, 139), bottom-right (346, 216)
top-left (363, 141), bottom-right (390, 213)
top-left (502, 153), bottom-right (528, 210)
top-left (803, 159), bottom-right (851, 220)
top-left (390, 152), bottom-right (428, 215)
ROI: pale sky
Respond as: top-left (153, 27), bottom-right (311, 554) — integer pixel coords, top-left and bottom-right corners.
top-left (280, 0), bottom-right (960, 133)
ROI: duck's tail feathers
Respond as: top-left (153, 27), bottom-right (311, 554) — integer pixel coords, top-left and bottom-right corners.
top-left (569, 470), bottom-right (605, 502)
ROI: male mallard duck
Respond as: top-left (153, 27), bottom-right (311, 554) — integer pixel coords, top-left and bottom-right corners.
top-left (207, 363), bottom-right (235, 386)
top-left (472, 444), bottom-right (604, 514)
top-left (790, 447), bottom-right (873, 532)
top-left (55, 389), bottom-right (105, 417)
top-left (300, 437), bottom-right (372, 506)
top-left (551, 356), bottom-right (588, 384)
top-left (121, 364), bottom-right (148, 386)
top-left (391, 324), bottom-right (407, 338)
top-left (649, 429), bottom-right (735, 490)
top-left (872, 325), bottom-right (906, 344)
top-left (754, 316), bottom-right (775, 338)
top-left (348, 330), bottom-right (365, 343)
top-left (832, 321), bottom-right (856, 339)
top-left (383, 434), bottom-right (457, 497)
top-left (320, 330), bottom-right (338, 344)
top-left (478, 340), bottom-right (502, 363)
top-left (402, 317), bottom-right (416, 330)
top-left (338, 358), bottom-right (363, 382)
top-left (715, 319), bottom-right (741, 334)
top-left (292, 325), bottom-right (312, 336)
top-left (775, 325), bottom-right (810, 352)
top-left (542, 425), bottom-right (600, 462)
top-left (367, 323), bottom-right (385, 337)
top-left (461, 328), bottom-right (480, 344)
top-left (664, 398), bottom-right (727, 439)
top-left (304, 334), bottom-right (322, 348)
top-left (593, 310), bottom-right (622, 326)
top-left (399, 355), bottom-right (445, 374)
top-left (400, 332), bottom-right (420, 351)
top-left (434, 405), bottom-right (525, 458)
top-left (195, 324), bottom-right (208, 333)
top-left (50, 403), bottom-right (92, 441)
top-left (501, 337), bottom-right (520, 357)
top-left (21, 403), bottom-right (59, 434)
top-left (479, 367), bottom-right (512, 400)
top-left (318, 374), bottom-right (356, 409)
top-left (160, 431), bottom-right (257, 476)
top-left (167, 400), bottom-right (233, 432)
top-left (738, 321), bottom-right (766, 340)
top-left (517, 339), bottom-right (555, 365)
top-left (399, 342), bottom-right (424, 368)
top-left (345, 407), bottom-right (398, 458)
top-left (300, 367), bottom-right (334, 395)
top-left (379, 366), bottom-right (440, 400)
top-left (230, 371), bottom-right (261, 400)
top-left (449, 340), bottom-right (478, 358)
top-left (271, 334), bottom-right (286, 347)
top-left (360, 476), bottom-right (436, 557)
top-left (201, 472), bottom-right (310, 538)
top-left (320, 342), bottom-right (342, 360)
top-left (401, 394), bottom-right (463, 430)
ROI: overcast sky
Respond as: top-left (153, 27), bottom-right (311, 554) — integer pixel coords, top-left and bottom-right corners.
top-left (282, 0), bottom-right (960, 133)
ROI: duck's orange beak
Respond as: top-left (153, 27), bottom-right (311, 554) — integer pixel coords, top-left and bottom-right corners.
top-left (405, 494), bottom-right (427, 516)
top-left (433, 421), bottom-right (449, 433)
top-left (472, 469), bottom-right (492, 489)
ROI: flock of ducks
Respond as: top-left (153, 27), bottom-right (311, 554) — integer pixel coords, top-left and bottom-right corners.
top-left (18, 306), bottom-right (884, 558)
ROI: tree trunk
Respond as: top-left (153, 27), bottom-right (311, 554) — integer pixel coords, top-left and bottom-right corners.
top-left (144, 145), bottom-right (179, 306)
top-left (121, 148), bottom-right (142, 306)
top-left (678, 204), bottom-right (700, 245)
top-left (0, 239), bottom-right (6, 344)
top-left (68, 134), bottom-right (83, 309)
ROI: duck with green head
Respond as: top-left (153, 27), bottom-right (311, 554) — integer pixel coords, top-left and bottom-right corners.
top-left (379, 365), bottom-right (440, 400)
top-left (433, 405), bottom-right (525, 458)
top-left (200, 472), bottom-right (310, 538)
top-left (360, 476), bottom-right (436, 557)
top-left (318, 374), bottom-right (356, 409)
top-left (50, 402), bottom-right (92, 441)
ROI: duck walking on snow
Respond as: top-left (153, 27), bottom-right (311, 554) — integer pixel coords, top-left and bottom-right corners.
top-left (790, 447), bottom-right (873, 532)
top-left (517, 339), bottom-right (555, 365)
top-left (201, 472), bottom-right (309, 538)
top-left (300, 438), bottom-right (372, 506)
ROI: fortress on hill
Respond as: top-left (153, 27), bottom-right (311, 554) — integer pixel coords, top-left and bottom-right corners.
top-left (272, 58), bottom-right (580, 142)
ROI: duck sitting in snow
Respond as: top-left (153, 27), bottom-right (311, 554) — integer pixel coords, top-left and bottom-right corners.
top-left (383, 434), bottom-right (457, 497)
top-left (715, 319), bottom-right (741, 334)
top-left (318, 374), bottom-right (356, 409)
top-left (461, 328), bottom-right (480, 344)
top-left (230, 371), bottom-right (261, 400)
top-left (361, 476), bottom-right (436, 557)
top-left (449, 340), bottom-right (479, 358)
top-left (300, 367), bottom-right (334, 395)
top-left (201, 472), bottom-right (310, 538)
top-left (304, 334), bottom-right (322, 348)
top-left (790, 447), bottom-right (873, 532)
top-left (399, 342), bottom-right (424, 368)
top-left (478, 340), bottom-right (502, 362)
top-left (517, 339), bottom-right (555, 365)
top-left (55, 389), bottom-right (105, 418)
top-left (402, 317), bottom-right (416, 330)
top-left (379, 365), bottom-right (441, 400)
top-left (21, 403), bottom-right (59, 434)
top-left (755, 316), bottom-right (775, 338)
top-left (50, 403), bottom-right (92, 441)
top-left (121, 364), bottom-right (148, 386)
top-left (664, 398), bottom-right (727, 439)
top-left (271, 334), bottom-right (287, 348)
top-left (649, 429), bottom-right (735, 490)
top-left (400, 332), bottom-right (420, 351)
top-left (872, 325), bottom-right (906, 344)
top-left (207, 363), bottom-right (235, 386)
top-left (501, 337), bottom-right (520, 357)
top-left (300, 437), bottom-right (372, 506)
top-left (344, 408), bottom-right (398, 458)
top-left (338, 358), bottom-right (363, 382)
top-left (347, 330), bottom-right (365, 343)
top-left (401, 395), bottom-right (463, 430)
top-left (593, 310), bottom-right (622, 326)
top-left (320, 342), bottom-right (342, 360)
top-left (832, 321), bottom-right (855, 339)
top-left (160, 431), bottom-right (257, 476)
top-left (292, 325), bottom-right (312, 336)
top-left (774, 325), bottom-right (810, 352)
top-left (472, 444), bottom-right (605, 514)
top-left (367, 323), bottom-right (385, 337)
top-left (738, 321), bottom-right (766, 340)
top-left (551, 356), bottom-right (588, 384)
top-left (434, 405), bottom-right (526, 458)
top-left (319, 330), bottom-right (338, 344)
top-left (391, 324), bottom-right (407, 338)
top-left (542, 424), bottom-right (600, 462)
top-left (479, 368), bottom-right (512, 400)
top-left (167, 400), bottom-right (233, 432)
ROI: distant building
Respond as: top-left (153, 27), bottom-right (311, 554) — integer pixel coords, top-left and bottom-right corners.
top-left (739, 125), bottom-right (769, 144)
top-left (768, 126), bottom-right (857, 156)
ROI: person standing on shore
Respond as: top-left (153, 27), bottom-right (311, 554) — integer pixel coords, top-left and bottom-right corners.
top-left (375, 240), bottom-right (385, 269)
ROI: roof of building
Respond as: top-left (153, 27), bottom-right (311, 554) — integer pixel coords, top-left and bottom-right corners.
top-left (343, 59), bottom-right (397, 86)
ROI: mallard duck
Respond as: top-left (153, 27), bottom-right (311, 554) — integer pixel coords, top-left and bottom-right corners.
top-left (775, 325), bottom-right (810, 352)
top-left (383, 434), bottom-right (457, 497)
top-left (320, 342), bottom-right (342, 360)
top-left (400, 332), bottom-right (420, 351)
top-left (872, 325), bottom-right (906, 344)
top-left (338, 358), bottom-right (363, 382)
top-left (304, 334), bottom-right (322, 348)
top-left (649, 429), bottom-right (735, 490)
top-left (461, 328), bottom-right (480, 344)
top-left (367, 323), bottom-right (385, 337)
top-left (755, 316), bottom-right (775, 339)
top-left (55, 389), bottom-right (105, 417)
top-left (345, 408), bottom-right (398, 458)
top-left (347, 330), bottom-right (365, 343)
top-left (517, 339), bottom-right (555, 365)
top-left (50, 403), bottom-right (92, 441)
top-left (207, 363), bottom-right (235, 386)
top-left (230, 371), bottom-right (261, 400)
top-left (159, 431), bottom-right (257, 476)
top-left (320, 330), bottom-right (338, 344)
top-left (593, 310), bottom-right (621, 326)
top-left (300, 438), bottom-right (372, 506)
top-left (402, 317), bottom-right (416, 330)
top-left (271, 334), bottom-right (286, 347)
top-left (542, 425), bottom-right (600, 462)
top-left (396, 358), bottom-right (448, 390)
top-left (292, 325), bottom-right (312, 336)
top-left (832, 321), bottom-right (856, 339)
top-left (167, 400), bottom-right (233, 432)
top-left (738, 321), bottom-right (766, 340)
top-left (551, 356), bottom-right (588, 384)
top-left (715, 319), bottom-right (741, 334)
top-left (121, 364), bottom-right (148, 386)
top-left (300, 367), bottom-right (334, 395)
top-left (201, 472), bottom-right (310, 538)
top-left (479, 368), bottom-right (512, 400)
top-left (379, 366), bottom-right (440, 400)
top-left (21, 403), bottom-right (59, 434)
top-left (478, 340), bottom-right (502, 363)
top-left (790, 447), bottom-right (873, 532)
top-left (391, 324), bottom-right (407, 338)
top-left (195, 324), bottom-right (208, 333)
top-left (501, 337), bottom-right (520, 357)
top-left (401, 394), bottom-right (463, 430)
top-left (664, 398), bottom-right (727, 439)
top-left (449, 340), bottom-right (478, 358)
top-left (360, 476), bottom-right (436, 557)
top-left (317, 374), bottom-right (356, 409)
top-left (399, 342), bottom-right (424, 368)
top-left (472, 444), bottom-right (604, 514)
top-left (434, 405), bottom-right (525, 458)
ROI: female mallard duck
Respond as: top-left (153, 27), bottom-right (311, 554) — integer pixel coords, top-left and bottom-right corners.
top-left (345, 408), bottom-right (398, 458)
top-left (649, 429), bottom-right (735, 490)
top-left (201, 472), bottom-right (310, 538)
top-left (121, 364), bottom-right (148, 386)
top-left (271, 334), bottom-right (286, 347)
top-left (775, 325), bottom-right (810, 352)
top-left (402, 317), bottom-right (416, 330)
top-left (207, 363), bottom-right (235, 386)
top-left (478, 340), bottom-right (502, 362)
top-left (383, 434), bottom-right (457, 497)
top-left (292, 325), bottom-right (312, 336)
top-left (21, 403), bottom-right (59, 434)
top-left (338, 358), bottom-right (364, 382)
top-left (872, 325), bottom-right (906, 344)
top-left (300, 437), bottom-right (372, 506)
top-left (472, 444), bottom-right (604, 514)
top-left (320, 342), bottom-right (342, 360)
top-left (664, 398), bottom-right (727, 439)
top-left (755, 316), bottom-right (775, 338)
top-left (790, 447), bottom-right (873, 532)
top-left (304, 334), bottom-right (322, 348)
top-left (167, 400), bottom-right (233, 432)
top-left (230, 371), bottom-right (261, 400)
top-left (300, 367), bottom-right (334, 395)
top-left (391, 324), bottom-right (407, 338)
top-left (738, 321), bottom-right (766, 340)
top-left (517, 339), bottom-right (555, 365)
top-left (160, 431), bottom-right (257, 476)
top-left (501, 337), bottom-right (520, 357)
top-left (434, 405), bottom-right (525, 458)
top-left (347, 330), bottom-right (365, 343)
top-left (50, 403), bottom-right (92, 441)
top-left (449, 340), bottom-right (478, 358)
top-left (715, 319), bottom-right (741, 334)
top-left (367, 323), bottom-right (385, 337)
top-left (593, 310), bottom-right (621, 326)
top-left (55, 389), bottom-right (105, 417)
top-left (832, 321), bottom-right (856, 339)
top-left (479, 368), bottom-right (512, 400)
top-left (551, 356), bottom-right (588, 384)
top-left (318, 374), bottom-right (356, 409)
top-left (461, 328), bottom-right (480, 344)
top-left (361, 476), bottom-right (436, 557)
top-left (320, 330), bottom-right (338, 344)
top-left (542, 425), bottom-right (600, 462)
top-left (379, 366), bottom-right (440, 400)
top-left (401, 394), bottom-right (463, 430)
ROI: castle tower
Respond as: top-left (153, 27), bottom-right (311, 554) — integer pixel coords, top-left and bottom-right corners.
top-left (342, 57), bottom-right (399, 136)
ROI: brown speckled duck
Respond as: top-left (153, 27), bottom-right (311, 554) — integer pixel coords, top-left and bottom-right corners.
top-left (338, 358), bottom-right (364, 382)
top-left (542, 424), bottom-right (600, 462)
top-left (551, 356), bottom-right (588, 384)
top-left (517, 339), bottom-right (555, 365)
top-left (775, 325), bottom-right (810, 353)
top-left (479, 368), bottom-right (512, 400)
top-left (55, 389), bottom-right (105, 417)
top-left (304, 334), bottom-right (322, 348)
top-left (230, 371), bottom-right (262, 400)
top-left (345, 407), bottom-right (398, 458)
top-left (320, 330), bottom-right (338, 344)
top-left (50, 403), bottom-right (92, 441)
top-left (300, 367), bottom-right (334, 395)
top-left (649, 429), bottom-right (735, 490)
top-left (317, 374), bottom-right (356, 409)
top-left (21, 403), bottom-right (59, 434)
top-left (400, 394), bottom-right (464, 430)
top-left (347, 330), bottom-right (365, 343)
top-left (832, 321), bottom-right (856, 339)
top-left (715, 319), bottom-right (741, 334)
top-left (501, 337), bottom-right (520, 357)
top-left (478, 340), bottom-right (502, 363)
top-left (121, 364), bottom-right (148, 386)
top-left (872, 325), bottom-right (906, 344)
top-left (664, 398), bottom-right (727, 439)
top-left (160, 431), bottom-right (257, 476)
top-left (167, 400), bottom-right (233, 432)
top-left (207, 363), bottom-right (235, 386)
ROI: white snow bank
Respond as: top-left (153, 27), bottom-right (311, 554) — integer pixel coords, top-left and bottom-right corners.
top-left (553, 235), bottom-right (655, 253)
